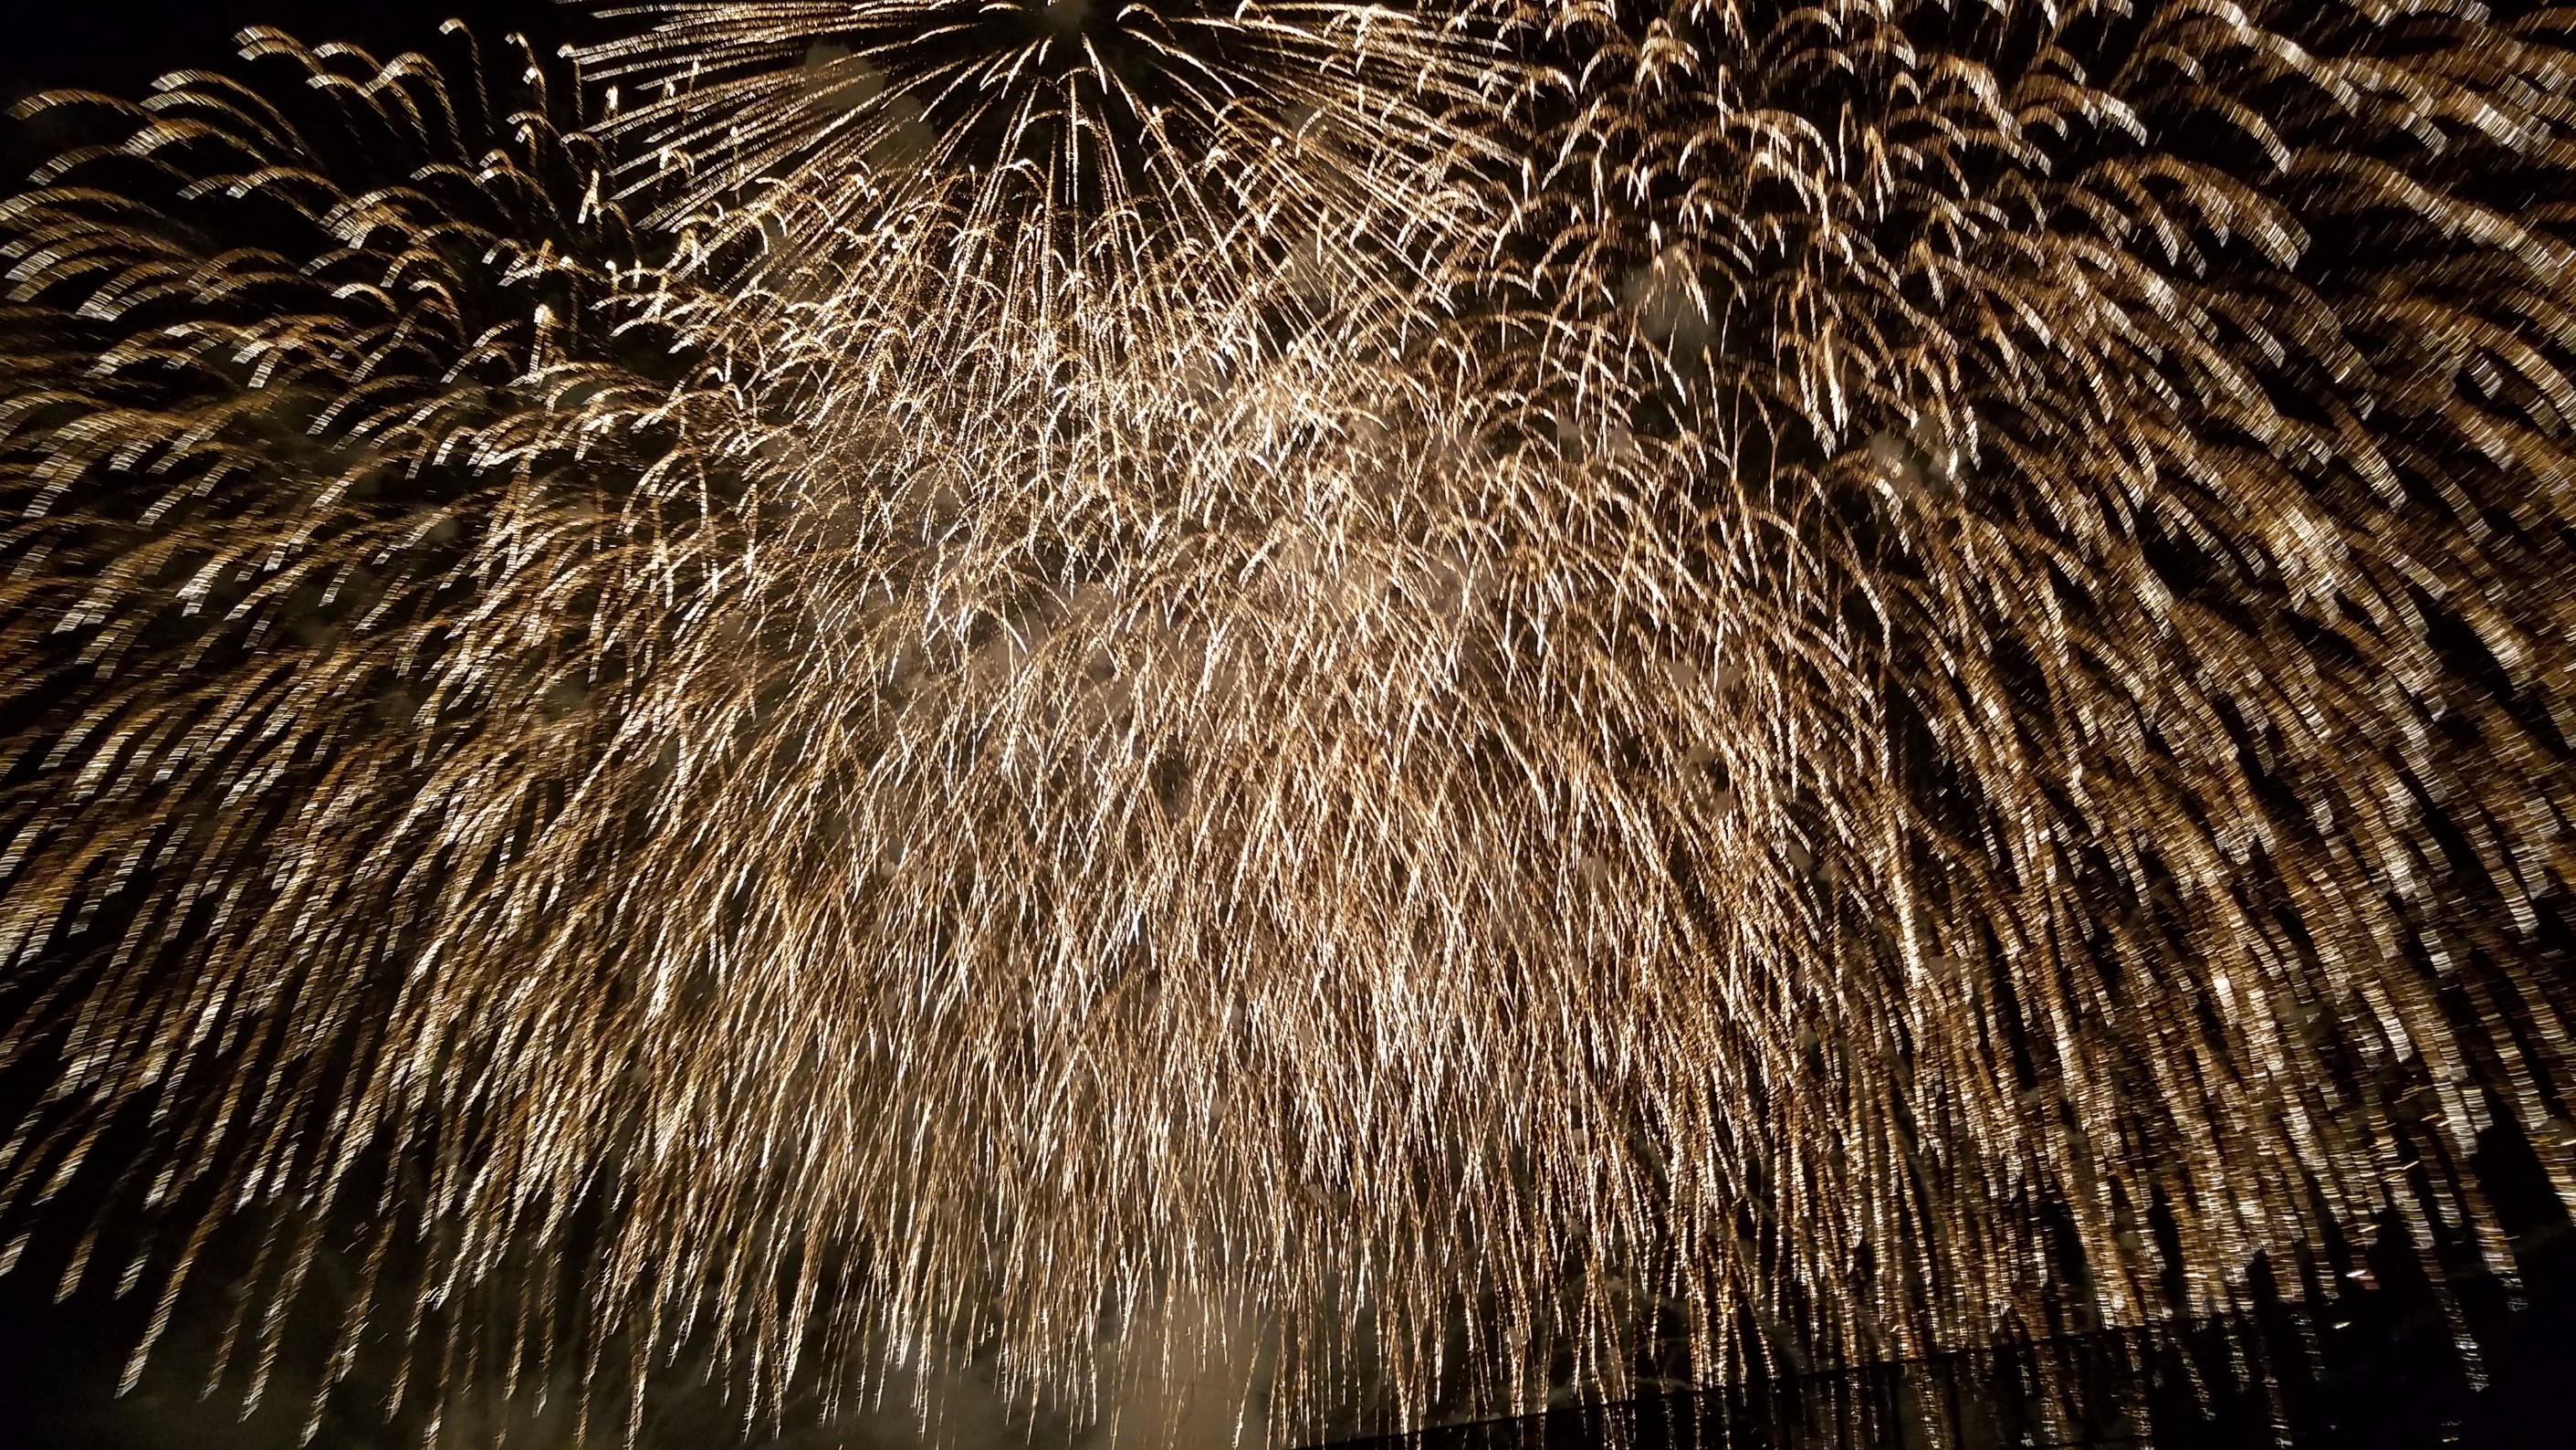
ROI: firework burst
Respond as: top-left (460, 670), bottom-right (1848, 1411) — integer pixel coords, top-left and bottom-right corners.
top-left (3, 2), bottom-right (2576, 1446)
top-left (576, 0), bottom-right (1517, 415)
top-left (0, 24), bottom-right (770, 1436)
top-left (1470, 0), bottom-right (2576, 1372)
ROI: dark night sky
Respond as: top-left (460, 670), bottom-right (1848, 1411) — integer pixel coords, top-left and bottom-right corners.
top-left (2, 3), bottom-right (576, 115)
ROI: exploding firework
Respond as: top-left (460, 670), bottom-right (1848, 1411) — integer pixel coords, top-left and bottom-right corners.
top-left (3, 2), bottom-right (2576, 1447)
top-left (575, 0), bottom-right (1519, 415)
top-left (1468, 0), bottom-right (2576, 1381)
top-left (0, 24), bottom-right (770, 1438)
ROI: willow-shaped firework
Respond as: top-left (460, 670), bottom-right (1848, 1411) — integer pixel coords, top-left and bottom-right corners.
top-left (1463, 0), bottom-right (2576, 1383)
top-left (2, 1), bottom-right (2576, 1447)
top-left (0, 25), bottom-right (770, 1439)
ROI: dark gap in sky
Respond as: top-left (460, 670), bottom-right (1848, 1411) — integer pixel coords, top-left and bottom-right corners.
top-left (3, 3), bottom-right (577, 115)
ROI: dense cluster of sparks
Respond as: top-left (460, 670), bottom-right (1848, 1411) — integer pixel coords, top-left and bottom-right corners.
top-left (4, 1), bottom-right (2576, 1444)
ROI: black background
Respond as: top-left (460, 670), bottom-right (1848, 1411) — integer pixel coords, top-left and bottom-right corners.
top-left (1, 3), bottom-right (564, 113)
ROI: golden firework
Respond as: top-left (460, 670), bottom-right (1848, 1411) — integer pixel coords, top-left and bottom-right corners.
top-left (576, 0), bottom-right (1518, 418)
top-left (1, 3), bottom-right (2573, 1446)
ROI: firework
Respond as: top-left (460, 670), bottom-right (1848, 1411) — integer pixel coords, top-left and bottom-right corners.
top-left (0, 24), bottom-right (762, 1437)
top-left (575, 0), bottom-right (1519, 416)
top-left (3, 2), bottom-right (2575, 1446)
top-left (1471, 0), bottom-right (2576, 1378)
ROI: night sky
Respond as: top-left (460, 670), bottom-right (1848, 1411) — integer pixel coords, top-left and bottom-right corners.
top-left (2, 4), bottom-right (559, 108)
